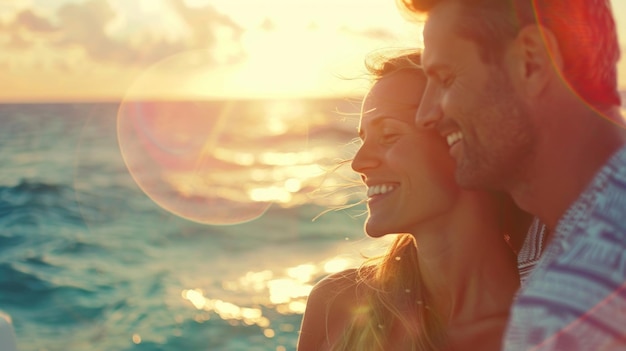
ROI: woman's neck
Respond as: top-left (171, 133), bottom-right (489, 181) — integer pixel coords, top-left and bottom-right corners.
top-left (411, 192), bottom-right (520, 325)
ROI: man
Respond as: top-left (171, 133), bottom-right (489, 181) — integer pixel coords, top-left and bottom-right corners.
top-left (401, 0), bottom-right (626, 349)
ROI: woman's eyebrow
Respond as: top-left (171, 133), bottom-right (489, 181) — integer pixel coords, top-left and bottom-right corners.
top-left (358, 116), bottom-right (385, 140)
top-left (357, 116), bottom-right (410, 140)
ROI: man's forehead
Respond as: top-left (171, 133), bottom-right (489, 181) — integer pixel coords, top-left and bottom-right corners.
top-left (422, 1), bottom-right (464, 62)
top-left (423, 0), bottom-right (462, 39)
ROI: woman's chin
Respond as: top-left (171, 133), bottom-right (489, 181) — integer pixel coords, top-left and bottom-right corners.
top-left (364, 224), bottom-right (393, 239)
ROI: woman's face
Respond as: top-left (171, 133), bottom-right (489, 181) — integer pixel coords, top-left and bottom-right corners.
top-left (352, 69), bottom-right (461, 237)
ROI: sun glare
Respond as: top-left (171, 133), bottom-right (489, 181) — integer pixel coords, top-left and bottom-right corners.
top-left (323, 258), bottom-right (351, 273)
top-left (4, 0), bottom-right (625, 101)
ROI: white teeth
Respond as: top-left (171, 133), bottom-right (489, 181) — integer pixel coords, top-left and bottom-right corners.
top-left (367, 184), bottom-right (396, 197)
top-left (446, 132), bottom-right (463, 147)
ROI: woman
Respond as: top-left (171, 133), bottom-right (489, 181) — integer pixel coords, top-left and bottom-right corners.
top-left (297, 52), bottom-right (530, 351)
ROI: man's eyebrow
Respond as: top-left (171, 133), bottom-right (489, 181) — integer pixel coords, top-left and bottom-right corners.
top-left (423, 62), bottom-right (449, 78)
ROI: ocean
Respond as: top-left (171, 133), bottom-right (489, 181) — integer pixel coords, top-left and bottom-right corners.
top-left (0, 100), bottom-right (385, 351)
top-left (4, 94), bottom-right (625, 351)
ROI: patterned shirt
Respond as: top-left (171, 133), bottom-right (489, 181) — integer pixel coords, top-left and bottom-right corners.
top-left (504, 144), bottom-right (626, 351)
top-left (518, 216), bottom-right (547, 286)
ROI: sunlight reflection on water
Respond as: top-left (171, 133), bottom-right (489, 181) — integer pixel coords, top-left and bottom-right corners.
top-left (117, 99), bottom-right (358, 226)
top-left (180, 255), bottom-right (365, 340)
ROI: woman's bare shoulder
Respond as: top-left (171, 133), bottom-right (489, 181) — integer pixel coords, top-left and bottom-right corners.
top-left (304, 268), bottom-right (364, 320)
top-left (312, 268), bottom-right (362, 298)
top-left (297, 268), bottom-right (371, 351)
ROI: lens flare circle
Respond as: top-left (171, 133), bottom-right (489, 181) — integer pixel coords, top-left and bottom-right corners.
top-left (117, 100), bottom-right (271, 225)
top-left (116, 50), bottom-right (317, 225)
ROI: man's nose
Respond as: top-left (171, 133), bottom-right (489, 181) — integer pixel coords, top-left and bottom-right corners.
top-left (415, 81), bottom-right (442, 130)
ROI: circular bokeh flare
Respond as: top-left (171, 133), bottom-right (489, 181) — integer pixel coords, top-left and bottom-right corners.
top-left (117, 100), bottom-right (276, 225)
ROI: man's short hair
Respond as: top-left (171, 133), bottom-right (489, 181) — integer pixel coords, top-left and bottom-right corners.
top-left (401, 0), bottom-right (621, 108)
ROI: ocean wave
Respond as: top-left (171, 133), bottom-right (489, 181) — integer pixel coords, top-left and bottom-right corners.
top-left (0, 179), bottom-right (84, 226)
top-left (0, 259), bottom-right (118, 325)
top-left (0, 262), bottom-right (55, 304)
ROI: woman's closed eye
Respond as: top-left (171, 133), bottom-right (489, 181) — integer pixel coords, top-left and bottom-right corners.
top-left (380, 128), bottom-right (402, 144)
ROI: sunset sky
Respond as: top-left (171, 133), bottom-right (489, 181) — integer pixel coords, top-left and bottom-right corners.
top-left (2, 0), bottom-right (626, 102)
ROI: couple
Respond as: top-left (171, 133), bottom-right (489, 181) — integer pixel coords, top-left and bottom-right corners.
top-left (299, 0), bottom-right (626, 350)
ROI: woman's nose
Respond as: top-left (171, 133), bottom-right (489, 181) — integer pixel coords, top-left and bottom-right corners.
top-left (351, 142), bottom-right (380, 174)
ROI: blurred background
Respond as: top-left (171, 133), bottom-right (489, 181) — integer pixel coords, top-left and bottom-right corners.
top-left (0, 1), bottom-right (625, 350)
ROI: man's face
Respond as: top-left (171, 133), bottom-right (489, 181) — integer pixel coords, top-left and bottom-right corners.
top-left (416, 0), bottom-right (537, 191)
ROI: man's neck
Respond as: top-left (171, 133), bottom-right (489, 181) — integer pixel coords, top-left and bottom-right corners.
top-left (510, 107), bottom-right (626, 230)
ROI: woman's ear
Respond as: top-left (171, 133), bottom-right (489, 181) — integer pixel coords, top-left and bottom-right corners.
top-left (509, 24), bottom-right (563, 98)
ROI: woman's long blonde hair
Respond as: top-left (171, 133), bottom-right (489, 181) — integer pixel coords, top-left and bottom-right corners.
top-left (330, 49), bottom-right (447, 351)
top-left (331, 234), bottom-right (446, 351)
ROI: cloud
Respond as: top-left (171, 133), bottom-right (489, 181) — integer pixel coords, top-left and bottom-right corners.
top-left (166, 0), bottom-right (245, 65)
top-left (53, 0), bottom-right (151, 64)
top-left (260, 17), bottom-right (275, 31)
top-left (1, 9), bottom-right (58, 49)
top-left (340, 26), bottom-right (397, 41)
top-left (0, 0), bottom-right (244, 68)
top-left (168, 0), bottom-right (243, 48)
top-left (12, 9), bottom-right (56, 32)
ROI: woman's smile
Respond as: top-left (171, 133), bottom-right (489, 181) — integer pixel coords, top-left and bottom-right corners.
top-left (366, 182), bottom-right (399, 206)
top-left (366, 183), bottom-right (398, 198)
